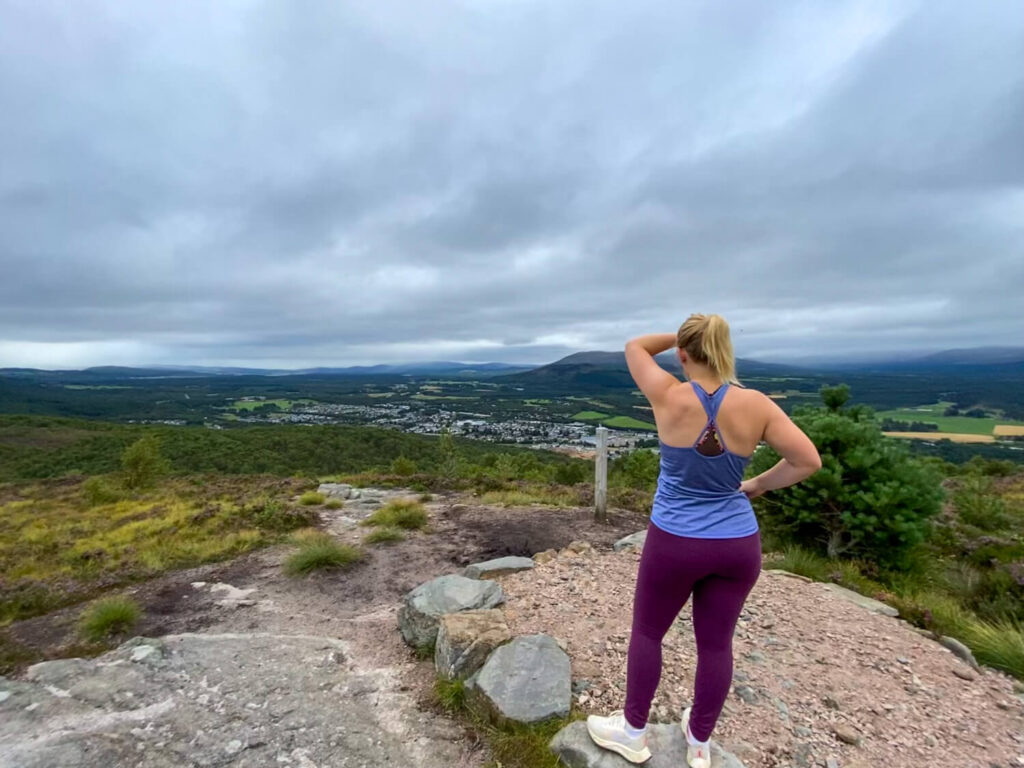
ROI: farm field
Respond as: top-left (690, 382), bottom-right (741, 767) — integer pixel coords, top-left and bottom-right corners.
top-left (571, 410), bottom-right (609, 421)
top-left (875, 401), bottom-right (1024, 435)
top-left (884, 431), bottom-right (996, 443)
top-left (231, 399), bottom-right (314, 412)
top-left (603, 415), bottom-right (656, 431)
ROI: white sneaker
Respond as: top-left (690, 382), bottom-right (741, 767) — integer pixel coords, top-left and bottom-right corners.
top-left (681, 706), bottom-right (711, 768)
top-left (585, 710), bottom-right (652, 764)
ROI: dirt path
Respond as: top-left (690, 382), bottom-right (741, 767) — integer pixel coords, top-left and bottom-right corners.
top-left (499, 542), bottom-right (1024, 768)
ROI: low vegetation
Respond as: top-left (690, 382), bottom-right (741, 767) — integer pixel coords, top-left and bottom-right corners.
top-left (0, 468), bottom-right (311, 624)
top-left (79, 596), bottom-right (141, 642)
top-left (360, 499), bottom-right (428, 530)
top-left (298, 491), bottom-right (326, 506)
top-left (284, 534), bottom-right (365, 576)
top-left (363, 526), bottom-right (405, 545)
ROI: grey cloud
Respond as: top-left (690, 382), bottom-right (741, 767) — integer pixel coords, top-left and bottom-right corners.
top-left (1, 0), bottom-right (1022, 367)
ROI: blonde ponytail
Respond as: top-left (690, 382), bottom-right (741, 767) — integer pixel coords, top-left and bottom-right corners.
top-left (676, 313), bottom-right (738, 385)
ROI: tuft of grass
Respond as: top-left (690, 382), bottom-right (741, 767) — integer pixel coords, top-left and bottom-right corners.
top-left (284, 535), bottom-right (365, 576)
top-left (360, 499), bottom-right (428, 530)
top-left (298, 491), bottom-right (326, 506)
top-left (959, 617), bottom-right (1024, 679)
top-left (364, 526), bottom-right (405, 546)
top-left (325, 498), bottom-right (344, 509)
top-left (79, 596), bottom-right (140, 642)
top-left (434, 677), bottom-right (466, 712)
top-left (763, 546), bottom-right (833, 582)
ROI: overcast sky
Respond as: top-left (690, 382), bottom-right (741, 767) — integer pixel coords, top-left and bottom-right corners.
top-left (1, 0), bottom-right (1022, 369)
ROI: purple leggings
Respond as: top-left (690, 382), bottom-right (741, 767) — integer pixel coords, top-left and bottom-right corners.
top-left (624, 523), bottom-right (761, 741)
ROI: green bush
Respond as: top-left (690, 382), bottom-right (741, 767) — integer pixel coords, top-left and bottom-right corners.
top-left (391, 456), bottom-right (417, 476)
top-left (82, 476), bottom-right (123, 507)
top-left (79, 596), bottom-right (140, 641)
top-left (121, 437), bottom-right (168, 490)
top-left (284, 536), bottom-right (364, 576)
top-left (360, 499), bottom-right (428, 530)
top-left (298, 491), bottom-right (325, 506)
top-left (750, 385), bottom-right (944, 568)
top-left (325, 498), bottom-right (344, 509)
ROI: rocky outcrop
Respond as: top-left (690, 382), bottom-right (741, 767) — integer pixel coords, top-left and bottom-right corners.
top-left (434, 609), bottom-right (511, 680)
top-left (467, 634), bottom-right (570, 724)
top-left (398, 574), bottom-right (504, 648)
top-left (550, 721), bottom-right (746, 768)
top-left (463, 556), bottom-right (535, 579)
top-left (612, 530), bottom-right (647, 552)
top-left (0, 633), bottom-right (467, 768)
top-left (819, 583), bottom-right (898, 617)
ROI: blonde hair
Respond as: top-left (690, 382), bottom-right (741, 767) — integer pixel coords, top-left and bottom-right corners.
top-left (676, 313), bottom-right (738, 385)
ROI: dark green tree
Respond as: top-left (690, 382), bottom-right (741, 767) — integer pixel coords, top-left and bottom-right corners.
top-left (750, 387), bottom-right (943, 568)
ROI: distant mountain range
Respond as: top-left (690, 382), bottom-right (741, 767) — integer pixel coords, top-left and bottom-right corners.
top-left (1, 347), bottom-right (1021, 380)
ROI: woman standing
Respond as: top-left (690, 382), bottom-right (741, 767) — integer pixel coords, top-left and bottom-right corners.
top-left (586, 314), bottom-right (821, 767)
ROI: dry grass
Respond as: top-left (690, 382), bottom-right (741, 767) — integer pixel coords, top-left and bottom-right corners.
top-left (994, 425), bottom-right (1024, 437)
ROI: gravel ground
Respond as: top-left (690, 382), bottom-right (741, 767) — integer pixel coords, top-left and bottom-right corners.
top-left (500, 544), bottom-right (1024, 768)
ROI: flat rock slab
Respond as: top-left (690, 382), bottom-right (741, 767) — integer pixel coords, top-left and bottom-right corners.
top-left (612, 530), bottom-right (647, 552)
top-left (0, 633), bottom-right (466, 768)
top-left (820, 583), bottom-right (899, 617)
top-left (398, 574), bottom-right (504, 648)
top-left (435, 609), bottom-right (511, 680)
top-left (470, 634), bottom-right (570, 724)
top-left (463, 556), bottom-right (535, 579)
top-left (550, 721), bottom-right (746, 768)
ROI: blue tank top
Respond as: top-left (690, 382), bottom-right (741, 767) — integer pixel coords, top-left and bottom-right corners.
top-left (650, 382), bottom-right (759, 539)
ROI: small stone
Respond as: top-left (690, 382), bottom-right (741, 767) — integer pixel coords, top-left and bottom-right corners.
top-left (793, 725), bottom-right (812, 738)
top-left (952, 666), bottom-right (976, 681)
top-left (925, 734), bottom-right (938, 747)
top-left (734, 685), bottom-right (758, 705)
top-left (823, 695), bottom-right (841, 711)
top-left (129, 645), bottom-right (160, 663)
top-left (744, 651), bottom-right (765, 664)
top-left (896, 657), bottom-right (910, 665)
top-left (571, 679), bottom-right (592, 695)
top-left (833, 723), bottom-right (861, 746)
top-left (826, 759), bottom-right (840, 768)
top-left (0, 691), bottom-right (10, 704)
top-left (938, 635), bottom-right (980, 669)
top-left (533, 549), bottom-right (558, 564)
top-left (224, 739), bottom-right (244, 755)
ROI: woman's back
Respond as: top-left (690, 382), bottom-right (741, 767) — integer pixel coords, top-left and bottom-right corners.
top-left (651, 380), bottom-right (768, 458)
top-left (650, 380), bottom-right (764, 538)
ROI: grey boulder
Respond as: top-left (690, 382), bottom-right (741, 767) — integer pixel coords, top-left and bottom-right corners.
top-left (463, 556), bottom-right (535, 579)
top-left (469, 634), bottom-right (570, 724)
top-left (398, 574), bottom-right (504, 648)
top-left (317, 482), bottom-right (353, 499)
top-left (613, 530), bottom-right (647, 552)
top-left (550, 721), bottom-right (746, 768)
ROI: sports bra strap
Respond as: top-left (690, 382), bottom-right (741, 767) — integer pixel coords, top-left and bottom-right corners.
top-left (692, 382), bottom-right (729, 422)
